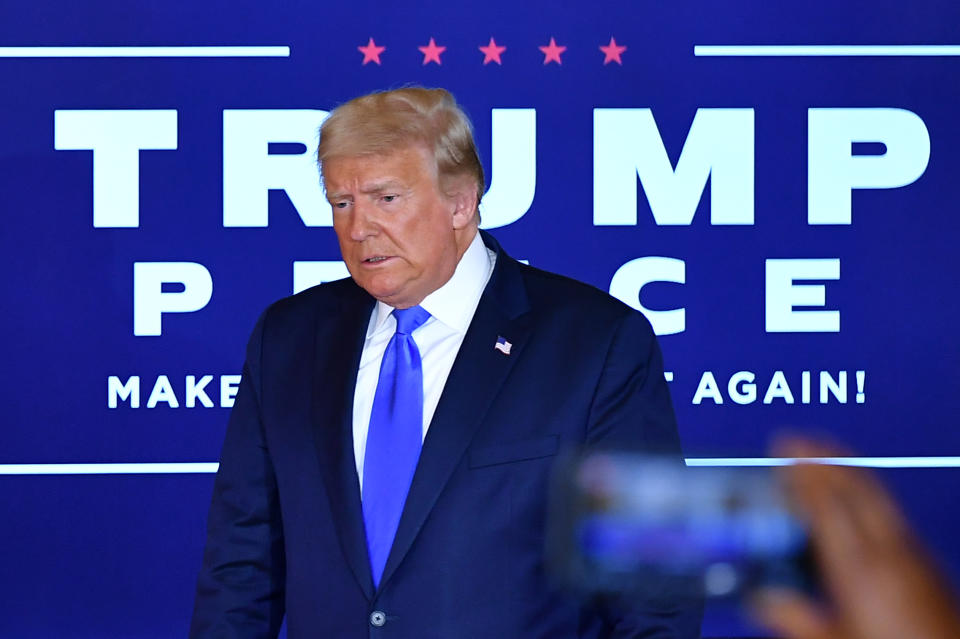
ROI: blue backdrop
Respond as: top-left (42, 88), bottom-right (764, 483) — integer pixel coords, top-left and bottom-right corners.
top-left (2, 1), bottom-right (959, 636)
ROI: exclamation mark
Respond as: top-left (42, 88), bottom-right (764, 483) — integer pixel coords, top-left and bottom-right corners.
top-left (856, 370), bottom-right (865, 404)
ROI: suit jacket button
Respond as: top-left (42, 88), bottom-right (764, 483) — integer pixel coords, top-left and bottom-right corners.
top-left (370, 610), bottom-right (386, 627)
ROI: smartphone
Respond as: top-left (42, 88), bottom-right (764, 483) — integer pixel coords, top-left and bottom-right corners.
top-left (546, 452), bottom-right (817, 601)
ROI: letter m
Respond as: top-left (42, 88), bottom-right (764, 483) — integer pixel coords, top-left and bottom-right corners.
top-left (594, 108), bottom-right (754, 226)
top-left (108, 375), bottom-right (140, 408)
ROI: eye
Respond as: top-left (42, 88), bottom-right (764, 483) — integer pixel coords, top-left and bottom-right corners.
top-left (382, 194), bottom-right (397, 203)
top-left (333, 201), bottom-right (350, 209)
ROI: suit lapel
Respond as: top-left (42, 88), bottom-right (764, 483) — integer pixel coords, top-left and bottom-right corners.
top-left (378, 234), bottom-right (532, 591)
top-left (310, 282), bottom-right (377, 600)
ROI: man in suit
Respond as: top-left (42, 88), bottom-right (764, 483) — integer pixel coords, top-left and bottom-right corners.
top-left (190, 87), bottom-right (701, 638)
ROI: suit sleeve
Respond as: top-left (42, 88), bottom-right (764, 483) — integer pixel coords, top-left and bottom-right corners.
top-left (584, 310), bottom-right (704, 639)
top-left (189, 311), bottom-right (286, 639)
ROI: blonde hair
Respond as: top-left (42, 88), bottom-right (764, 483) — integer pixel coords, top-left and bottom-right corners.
top-left (317, 87), bottom-right (485, 207)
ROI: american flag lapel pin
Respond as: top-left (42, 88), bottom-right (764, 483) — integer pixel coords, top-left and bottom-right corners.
top-left (494, 336), bottom-right (512, 355)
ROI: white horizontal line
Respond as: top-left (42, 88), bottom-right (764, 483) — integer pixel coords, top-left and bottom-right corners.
top-left (686, 457), bottom-right (960, 468)
top-left (2, 457), bottom-right (960, 474)
top-left (695, 45), bottom-right (960, 57)
top-left (0, 463), bottom-right (220, 475)
top-left (0, 46), bottom-right (290, 58)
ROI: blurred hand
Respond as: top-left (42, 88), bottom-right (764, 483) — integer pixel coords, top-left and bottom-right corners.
top-left (751, 438), bottom-right (960, 639)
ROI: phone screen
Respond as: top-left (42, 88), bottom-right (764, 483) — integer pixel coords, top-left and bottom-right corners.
top-left (547, 452), bottom-right (817, 601)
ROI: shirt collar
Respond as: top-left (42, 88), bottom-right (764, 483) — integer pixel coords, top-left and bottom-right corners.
top-left (367, 231), bottom-right (494, 338)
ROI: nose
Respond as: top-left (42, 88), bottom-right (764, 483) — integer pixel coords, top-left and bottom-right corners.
top-left (345, 200), bottom-right (378, 242)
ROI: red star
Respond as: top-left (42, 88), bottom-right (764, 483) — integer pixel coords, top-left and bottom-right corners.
top-left (538, 37), bottom-right (567, 65)
top-left (418, 37), bottom-right (446, 65)
top-left (357, 37), bottom-right (385, 65)
top-left (599, 36), bottom-right (627, 65)
top-left (478, 37), bottom-right (506, 65)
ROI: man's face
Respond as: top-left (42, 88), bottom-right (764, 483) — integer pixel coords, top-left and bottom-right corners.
top-left (324, 145), bottom-right (473, 309)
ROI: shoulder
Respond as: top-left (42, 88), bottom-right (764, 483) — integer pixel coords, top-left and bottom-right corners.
top-left (240, 277), bottom-right (371, 371)
top-left (262, 277), bottom-right (366, 321)
top-left (248, 277), bottom-right (370, 344)
top-left (483, 230), bottom-right (636, 327)
top-left (514, 260), bottom-right (649, 331)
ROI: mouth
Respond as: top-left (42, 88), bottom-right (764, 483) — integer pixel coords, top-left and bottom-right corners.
top-left (362, 255), bottom-right (394, 265)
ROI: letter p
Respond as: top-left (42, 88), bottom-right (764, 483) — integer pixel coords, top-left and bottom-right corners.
top-left (134, 262), bottom-right (213, 336)
top-left (808, 108), bottom-right (929, 224)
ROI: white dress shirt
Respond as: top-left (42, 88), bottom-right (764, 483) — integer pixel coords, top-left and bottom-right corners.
top-left (352, 231), bottom-right (496, 489)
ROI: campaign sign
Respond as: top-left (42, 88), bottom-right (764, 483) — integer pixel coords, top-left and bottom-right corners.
top-left (2, 1), bottom-right (959, 636)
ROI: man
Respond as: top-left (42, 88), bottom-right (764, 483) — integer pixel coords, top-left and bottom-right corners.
top-left (190, 87), bottom-right (701, 638)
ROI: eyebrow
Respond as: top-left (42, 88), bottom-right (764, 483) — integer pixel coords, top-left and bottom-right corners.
top-left (360, 179), bottom-right (405, 194)
top-left (327, 179), bottom-right (407, 201)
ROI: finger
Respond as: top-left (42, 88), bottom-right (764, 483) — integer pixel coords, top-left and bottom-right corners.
top-left (774, 437), bottom-right (908, 549)
top-left (750, 588), bottom-right (835, 639)
top-left (772, 457), bottom-right (874, 604)
top-left (770, 437), bottom-right (848, 528)
top-left (771, 438), bottom-right (921, 612)
top-left (771, 434), bottom-right (853, 460)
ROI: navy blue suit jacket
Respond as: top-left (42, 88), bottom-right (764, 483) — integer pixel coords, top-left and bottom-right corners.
top-left (190, 232), bottom-right (702, 638)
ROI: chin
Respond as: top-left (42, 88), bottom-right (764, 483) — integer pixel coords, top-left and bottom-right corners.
top-left (357, 278), bottom-right (405, 305)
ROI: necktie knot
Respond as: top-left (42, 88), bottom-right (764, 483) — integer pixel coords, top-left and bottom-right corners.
top-left (393, 305), bottom-right (430, 335)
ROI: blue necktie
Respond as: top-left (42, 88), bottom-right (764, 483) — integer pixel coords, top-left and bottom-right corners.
top-left (362, 305), bottom-right (431, 588)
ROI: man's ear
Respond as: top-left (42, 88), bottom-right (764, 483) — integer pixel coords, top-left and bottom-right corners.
top-left (449, 178), bottom-right (479, 230)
